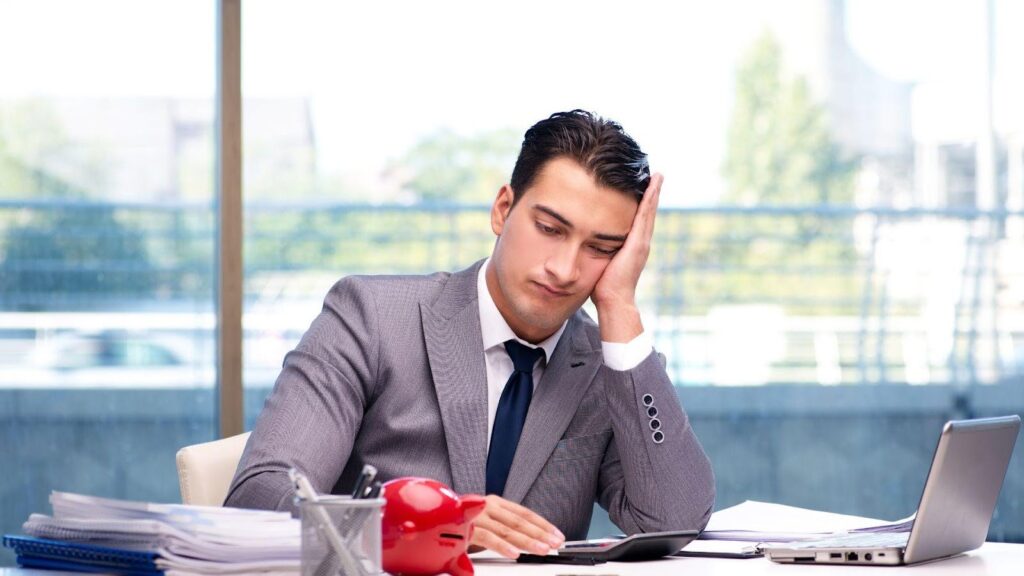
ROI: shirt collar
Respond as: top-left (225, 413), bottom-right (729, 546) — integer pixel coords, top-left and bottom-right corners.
top-left (477, 258), bottom-right (566, 361)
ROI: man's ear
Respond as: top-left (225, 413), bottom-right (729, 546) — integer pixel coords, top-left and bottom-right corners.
top-left (490, 185), bottom-right (515, 236)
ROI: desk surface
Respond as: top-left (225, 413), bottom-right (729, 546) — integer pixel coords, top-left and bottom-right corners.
top-left (470, 542), bottom-right (1024, 576)
top-left (2, 543), bottom-right (1022, 575)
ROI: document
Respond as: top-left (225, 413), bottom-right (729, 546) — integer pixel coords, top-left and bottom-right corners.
top-left (676, 538), bottom-right (761, 558)
top-left (16, 491), bottom-right (302, 574)
top-left (700, 500), bottom-right (914, 543)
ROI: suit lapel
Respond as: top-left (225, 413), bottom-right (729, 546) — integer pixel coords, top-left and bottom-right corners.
top-left (501, 314), bottom-right (603, 504)
top-left (421, 262), bottom-right (489, 496)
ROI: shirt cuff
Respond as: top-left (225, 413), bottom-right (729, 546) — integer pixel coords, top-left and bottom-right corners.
top-left (601, 330), bottom-right (654, 372)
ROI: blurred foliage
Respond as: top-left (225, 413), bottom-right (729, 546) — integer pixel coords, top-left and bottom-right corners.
top-left (0, 101), bottom-right (157, 310)
top-left (0, 100), bottom-right (110, 199)
top-left (388, 127), bottom-right (519, 203)
top-left (648, 213), bottom-right (865, 317)
top-left (723, 32), bottom-right (857, 206)
top-left (0, 100), bottom-right (69, 199)
top-left (243, 207), bottom-right (492, 282)
top-left (0, 207), bottom-right (159, 310)
top-left (673, 32), bottom-right (865, 315)
top-left (2, 85), bottom-right (872, 317)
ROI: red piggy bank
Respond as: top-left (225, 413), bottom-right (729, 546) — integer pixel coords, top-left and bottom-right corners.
top-left (381, 477), bottom-right (486, 576)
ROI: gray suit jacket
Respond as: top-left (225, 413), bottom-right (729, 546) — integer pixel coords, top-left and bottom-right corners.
top-left (225, 260), bottom-right (714, 539)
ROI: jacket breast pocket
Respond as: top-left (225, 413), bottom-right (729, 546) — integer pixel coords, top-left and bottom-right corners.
top-left (549, 430), bottom-right (611, 462)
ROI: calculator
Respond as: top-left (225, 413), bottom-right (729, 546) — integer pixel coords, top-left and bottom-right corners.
top-left (555, 529), bottom-right (700, 561)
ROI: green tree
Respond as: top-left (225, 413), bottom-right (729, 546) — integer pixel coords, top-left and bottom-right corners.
top-left (244, 127), bottom-right (513, 278)
top-left (0, 101), bottom-right (65, 198)
top-left (389, 127), bottom-right (519, 203)
top-left (0, 100), bottom-right (157, 309)
top-left (678, 32), bottom-right (862, 316)
top-left (723, 32), bottom-right (856, 205)
top-left (0, 205), bottom-right (158, 310)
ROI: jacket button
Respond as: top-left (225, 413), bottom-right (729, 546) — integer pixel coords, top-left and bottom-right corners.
top-left (642, 394), bottom-right (654, 406)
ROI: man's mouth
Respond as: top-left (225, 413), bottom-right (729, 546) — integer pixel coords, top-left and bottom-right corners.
top-left (532, 281), bottom-right (571, 298)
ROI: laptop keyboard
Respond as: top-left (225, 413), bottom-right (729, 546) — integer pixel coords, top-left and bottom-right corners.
top-left (786, 532), bottom-right (909, 549)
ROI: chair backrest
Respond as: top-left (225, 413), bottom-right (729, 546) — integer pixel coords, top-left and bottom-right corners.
top-left (175, 431), bottom-right (251, 506)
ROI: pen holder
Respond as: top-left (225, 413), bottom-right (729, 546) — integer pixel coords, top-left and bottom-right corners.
top-left (299, 496), bottom-right (385, 576)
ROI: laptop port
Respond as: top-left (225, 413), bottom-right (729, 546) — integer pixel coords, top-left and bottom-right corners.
top-left (829, 553), bottom-right (842, 559)
top-left (865, 553), bottom-right (873, 561)
top-left (846, 552), bottom-right (859, 562)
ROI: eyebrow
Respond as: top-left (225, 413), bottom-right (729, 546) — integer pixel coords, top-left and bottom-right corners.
top-left (533, 204), bottom-right (627, 243)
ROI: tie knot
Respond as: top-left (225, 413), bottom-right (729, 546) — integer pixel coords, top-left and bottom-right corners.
top-left (504, 340), bottom-right (545, 373)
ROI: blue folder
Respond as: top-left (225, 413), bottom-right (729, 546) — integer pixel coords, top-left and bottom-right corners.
top-left (3, 535), bottom-right (163, 575)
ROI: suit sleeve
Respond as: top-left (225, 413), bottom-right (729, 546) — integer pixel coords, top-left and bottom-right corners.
top-left (223, 276), bottom-right (379, 512)
top-left (596, 351), bottom-right (715, 533)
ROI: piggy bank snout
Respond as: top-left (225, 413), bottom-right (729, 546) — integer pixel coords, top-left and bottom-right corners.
top-left (458, 495), bottom-right (486, 522)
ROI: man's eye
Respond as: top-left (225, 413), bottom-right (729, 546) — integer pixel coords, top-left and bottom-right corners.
top-left (592, 245), bottom-right (619, 256)
top-left (536, 222), bottom-right (559, 235)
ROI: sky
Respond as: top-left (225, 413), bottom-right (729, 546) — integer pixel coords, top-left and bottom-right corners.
top-left (0, 0), bottom-right (1020, 205)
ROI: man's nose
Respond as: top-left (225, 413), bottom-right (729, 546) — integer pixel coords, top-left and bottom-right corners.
top-left (544, 242), bottom-right (580, 286)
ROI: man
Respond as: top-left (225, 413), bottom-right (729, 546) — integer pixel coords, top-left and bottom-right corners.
top-left (225, 110), bottom-right (714, 558)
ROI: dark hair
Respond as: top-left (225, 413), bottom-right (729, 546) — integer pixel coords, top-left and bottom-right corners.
top-left (509, 109), bottom-right (650, 204)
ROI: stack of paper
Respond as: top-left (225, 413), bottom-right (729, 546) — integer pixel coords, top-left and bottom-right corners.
top-left (19, 491), bottom-right (301, 574)
top-left (701, 500), bottom-right (914, 542)
top-left (681, 500), bottom-right (914, 557)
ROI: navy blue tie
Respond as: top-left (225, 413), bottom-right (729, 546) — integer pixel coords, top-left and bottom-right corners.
top-left (486, 340), bottom-right (545, 496)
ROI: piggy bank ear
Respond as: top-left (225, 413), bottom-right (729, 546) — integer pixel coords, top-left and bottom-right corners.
top-left (459, 495), bottom-right (487, 522)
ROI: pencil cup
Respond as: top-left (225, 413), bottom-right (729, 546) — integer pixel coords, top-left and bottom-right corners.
top-left (299, 496), bottom-right (385, 576)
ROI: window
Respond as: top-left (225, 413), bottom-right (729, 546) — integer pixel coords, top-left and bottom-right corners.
top-left (240, 0), bottom-right (1022, 540)
top-left (1, 1), bottom-right (1019, 558)
top-left (0, 1), bottom-right (216, 563)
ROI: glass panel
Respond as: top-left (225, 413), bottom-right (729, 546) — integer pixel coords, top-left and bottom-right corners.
top-left (0, 0), bottom-right (216, 565)
top-left (242, 0), bottom-right (1022, 542)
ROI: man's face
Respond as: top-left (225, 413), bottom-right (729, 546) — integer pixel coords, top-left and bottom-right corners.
top-left (486, 157), bottom-right (639, 343)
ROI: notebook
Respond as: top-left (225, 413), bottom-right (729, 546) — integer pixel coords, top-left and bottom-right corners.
top-left (762, 415), bottom-right (1020, 565)
top-left (4, 534), bottom-right (163, 575)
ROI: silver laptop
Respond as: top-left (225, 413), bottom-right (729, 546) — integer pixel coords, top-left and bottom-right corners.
top-left (764, 415), bottom-right (1020, 566)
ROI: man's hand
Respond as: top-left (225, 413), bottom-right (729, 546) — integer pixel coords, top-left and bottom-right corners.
top-left (591, 173), bottom-right (663, 343)
top-left (468, 494), bottom-right (565, 558)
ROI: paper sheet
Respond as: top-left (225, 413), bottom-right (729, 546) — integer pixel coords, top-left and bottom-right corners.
top-left (701, 500), bottom-right (915, 542)
top-left (16, 491), bottom-right (304, 574)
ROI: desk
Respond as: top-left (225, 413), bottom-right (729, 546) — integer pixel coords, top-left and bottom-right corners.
top-left (470, 543), bottom-right (1024, 576)
top-left (2, 543), bottom-right (1022, 575)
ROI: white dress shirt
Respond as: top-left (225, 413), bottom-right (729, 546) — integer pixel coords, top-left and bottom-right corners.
top-left (477, 259), bottom-right (653, 448)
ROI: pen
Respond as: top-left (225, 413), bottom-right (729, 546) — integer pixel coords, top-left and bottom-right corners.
top-left (351, 465), bottom-right (378, 499)
top-left (341, 481), bottom-right (383, 541)
top-left (289, 468), bottom-right (367, 576)
top-left (364, 481), bottom-right (382, 499)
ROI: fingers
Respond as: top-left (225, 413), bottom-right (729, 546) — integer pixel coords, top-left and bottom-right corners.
top-left (470, 495), bottom-right (565, 559)
top-left (488, 499), bottom-right (564, 548)
top-left (471, 525), bottom-right (521, 559)
top-left (493, 496), bottom-right (562, 535)
top-left (646, 172), bottom-right (665, 198)
top-left (616, 172), bottom-right (662, 264)
top-left (632, 172), bottom-right (663, 241)
top-left (473, 508), bottom-right (560, 555)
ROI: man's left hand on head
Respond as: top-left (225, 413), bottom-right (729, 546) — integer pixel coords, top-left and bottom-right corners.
top-left (591, 172), bottom-right (663, 343)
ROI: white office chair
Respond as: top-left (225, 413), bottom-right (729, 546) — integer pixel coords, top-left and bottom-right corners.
top-left (175, 431), bottom-right (251, 506)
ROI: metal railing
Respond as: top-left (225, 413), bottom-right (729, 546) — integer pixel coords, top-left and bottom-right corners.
top-left (2, 199), bottom-right (1023, 387)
